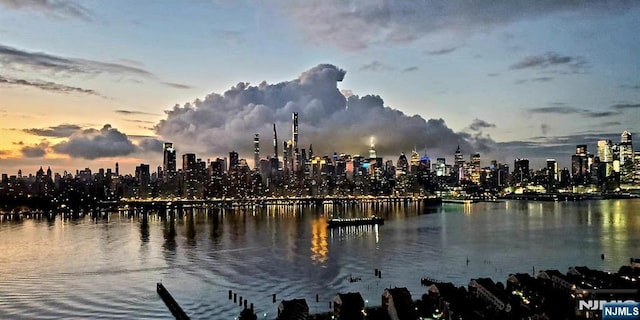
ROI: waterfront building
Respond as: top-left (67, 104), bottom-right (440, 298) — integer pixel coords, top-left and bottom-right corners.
top-left (620, 130), bottom-right (634, 183)
top-left (277, 299), bottom-right (309, 320)
top-left (333, 292), bottom-right (365, 320)
top-left (163, 143), bottom-right (176, 182)
top-left (597, 140), bottom-right (613, 177)
top-left (468, 278), bottom-right (510, 312)
top-left (513, 158), bottom-right (530, 184)
top-left (571, 144), bottom-right (589, 186)
top-left (470, 152), bottom-right (480, 184)
top-left (382, 287), bottom-right (416, 320)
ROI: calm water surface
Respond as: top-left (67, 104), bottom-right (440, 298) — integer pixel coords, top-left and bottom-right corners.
top-left (1, 199), bottom-right (639, 319)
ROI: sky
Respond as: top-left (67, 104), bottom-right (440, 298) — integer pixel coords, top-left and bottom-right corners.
top-left (0, 0), bottom-right (639, 175)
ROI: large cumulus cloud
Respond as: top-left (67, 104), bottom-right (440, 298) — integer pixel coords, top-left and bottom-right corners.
top-left (155, 64), bottom-right (494, 161)
top-left (53, 124), bottom-right (137, 159)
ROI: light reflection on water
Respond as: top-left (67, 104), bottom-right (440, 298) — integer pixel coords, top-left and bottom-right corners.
top-left (0, 199), bottom-right (639, 319)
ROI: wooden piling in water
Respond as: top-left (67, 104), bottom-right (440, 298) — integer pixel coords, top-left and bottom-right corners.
top-left (156, 283), bottom-right (190, 320)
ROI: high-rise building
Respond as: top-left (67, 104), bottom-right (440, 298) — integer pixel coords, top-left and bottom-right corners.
top-left (470, 153), bottom-right (481, 184)
top-left (369, 137), bottom-right (377, 159)
top-left (597, 140), bottom-right (613, 177)
top-left (229, 151), bottom-right (239, 171)
top-left (572, 144), bottom-right (589, 186)
top-left (513, 158), bottom-right (530, 184)
top-left (254, 133), bottom-right (260, 170)
top-left (454, 146), bottom-right (464, 181)
top-left (620, 130), bottom-right (634, 183)
top-left (292, 112), bottom-right (299, 171)
top-left (163, 142), bottom-right (176, 182)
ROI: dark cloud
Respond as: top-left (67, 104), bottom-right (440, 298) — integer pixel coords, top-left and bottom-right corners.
top-left (23, 123), bottom-right (82, 137)
top-left (155, 64), bottom-right (495, 161)
top-left (52, 124), bottom-right (137, 159)
top-left (0, 0), bottom-right (93, 21)
top-left (115, 109), bottom-right (157, 116)
top-left (21, 140), bottom-right (49, 158)
top-left (619, 84), bottom-right (640, 90)
top-left (469, 119), bottom-right (496, 131)
top-left (611, 104), bottom-right (640, 111)
top-left (487, 73), bottom-right (500, 77)
top-left (162, 82), bottom-right (193, 89)
top-left (402, 66), bottom-right (419, 73)
top-left (124, 119), bottom-right (155, 124)
top-left (514, 77), bottom-right (554, 84)
top-left (0, 44), bottom-right (153, 78)
top-left (510, 52), bottom-right (589, 73)
top-left (138, 138), bottom-right (164, 153)
top-left (529, 106), bottom-right (581, 114)
top-left (426, 47), bottom-right (457, 55)
top-left (0, 75), bottom-right (100, 96)
top-left (286, 1), bottom-right (638, 50)
top-left (359, 61), bottom-right (392, 72)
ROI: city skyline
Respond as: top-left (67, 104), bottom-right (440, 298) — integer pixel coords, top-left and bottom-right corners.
top-left (1, 1), bottom-right (639, 174)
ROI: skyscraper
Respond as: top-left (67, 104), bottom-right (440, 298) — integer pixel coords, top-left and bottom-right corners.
top-left (572, 144), bottom-right (589, 186)
top-left (292, 112), bottom-right (299, 172)
top-left (254, 133), bottom-right (260, 170)
top-left (163, 142), bottom-right (176, 182)
top-left (229, 151), bottom-right (239, 171)
top-left (470, 153), bottom-right (481, 184)
top-left (597, 140), bottom-right (613, 177)
top-left (620, 130), bottom-right (634, 183)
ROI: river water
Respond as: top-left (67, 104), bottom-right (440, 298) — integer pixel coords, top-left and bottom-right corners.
top-left (0, 199), bottom-right (639, 319)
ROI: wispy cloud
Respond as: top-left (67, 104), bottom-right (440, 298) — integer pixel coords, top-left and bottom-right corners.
top-left (115, 109), bottom-right (157, 116)
top-left (514, 76), bottom-right (554, 84)
top-left (619, 84), bottom-right (640, 90)
top-left (510, 52), bottom-right (588, 73)
top-left (0, 44), bottom-right (153, 78)
top-left (23, 123), bottom-right (83, 137)
top-left (402, 66), bottom-right (418, 73)
top-left (0, 0), bottom-right (93, 21)
top-left (426, 47), bottom-right (457, 55)
top-left (287, 2), bottom-right (639, 51)
top-left (162, 82), bottom-right (193, 89)
top-left (0, 75), bottom-right (100, 96)
top-left (529, 103), bottom-right (640, 118)
top-left (359, 60), bottom-right (392, 72)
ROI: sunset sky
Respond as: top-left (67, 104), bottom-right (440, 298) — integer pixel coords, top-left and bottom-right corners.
top-left (1, 1), bottom-right (639, 175)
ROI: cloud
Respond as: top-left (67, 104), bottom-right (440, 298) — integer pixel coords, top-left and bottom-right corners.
top-left (426, 47), bottom-right (457, 55)
top-left (286, 1), bottom-right (638, 50)
top-left (0, 150), bottom-right (11, 157)
top-left (138, 138), bottom-right (164, 153)
top-left (21, 140), bottom-right (49, 158)
top-left (0, 0), bottom-right (93, 21)
top-left (155, 64), bottom-right (495, 161)
top-left (23, 123), bottom-right (82, 137)
top-left (0, 75), bottom-right (99, 96)
top-left (115, 109), bottom-right (157, 116)
top-left (530, 103), bottom-right (640, 118)
top-left (619, 84), bottom-right (640, 90)
top-left (514, 77), bottom-right (554, 84)
top-left (0, 44), bottom-right (153, 78)
top-left (468, 119), bottom-right (496, 131)
top-left (162, 82), bottom-right (193, 89)
top-left (359, 60), bottom-right (392, 72)
top-left (402, 66), bottom-right (419, 73)
top-left (611, 104), bottom-right (640, 111)
top-left (487, 73), bottom-right (500, 77)
top-left (52, 124), bottom-right (137, 159)
top-left (510, 52), bottom-right (588, 73)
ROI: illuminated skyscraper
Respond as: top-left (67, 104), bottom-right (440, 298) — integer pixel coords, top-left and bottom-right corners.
top-left (597, 140), bottom-right (613, 177)
top-left (292, 112), bottom-right (299, 171)
top-left (513, 158), bottom-right (530, 184)
top-left (369, 137), bottom-right (377, 159)
top-left (254, 133), bottom-right (260, 170)
top-left (620, 130), bottom-right (634, 183)
top-left (470, 153), bottom-right (481, 184)
top-left (163, 142), bottom-right (176, 182)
